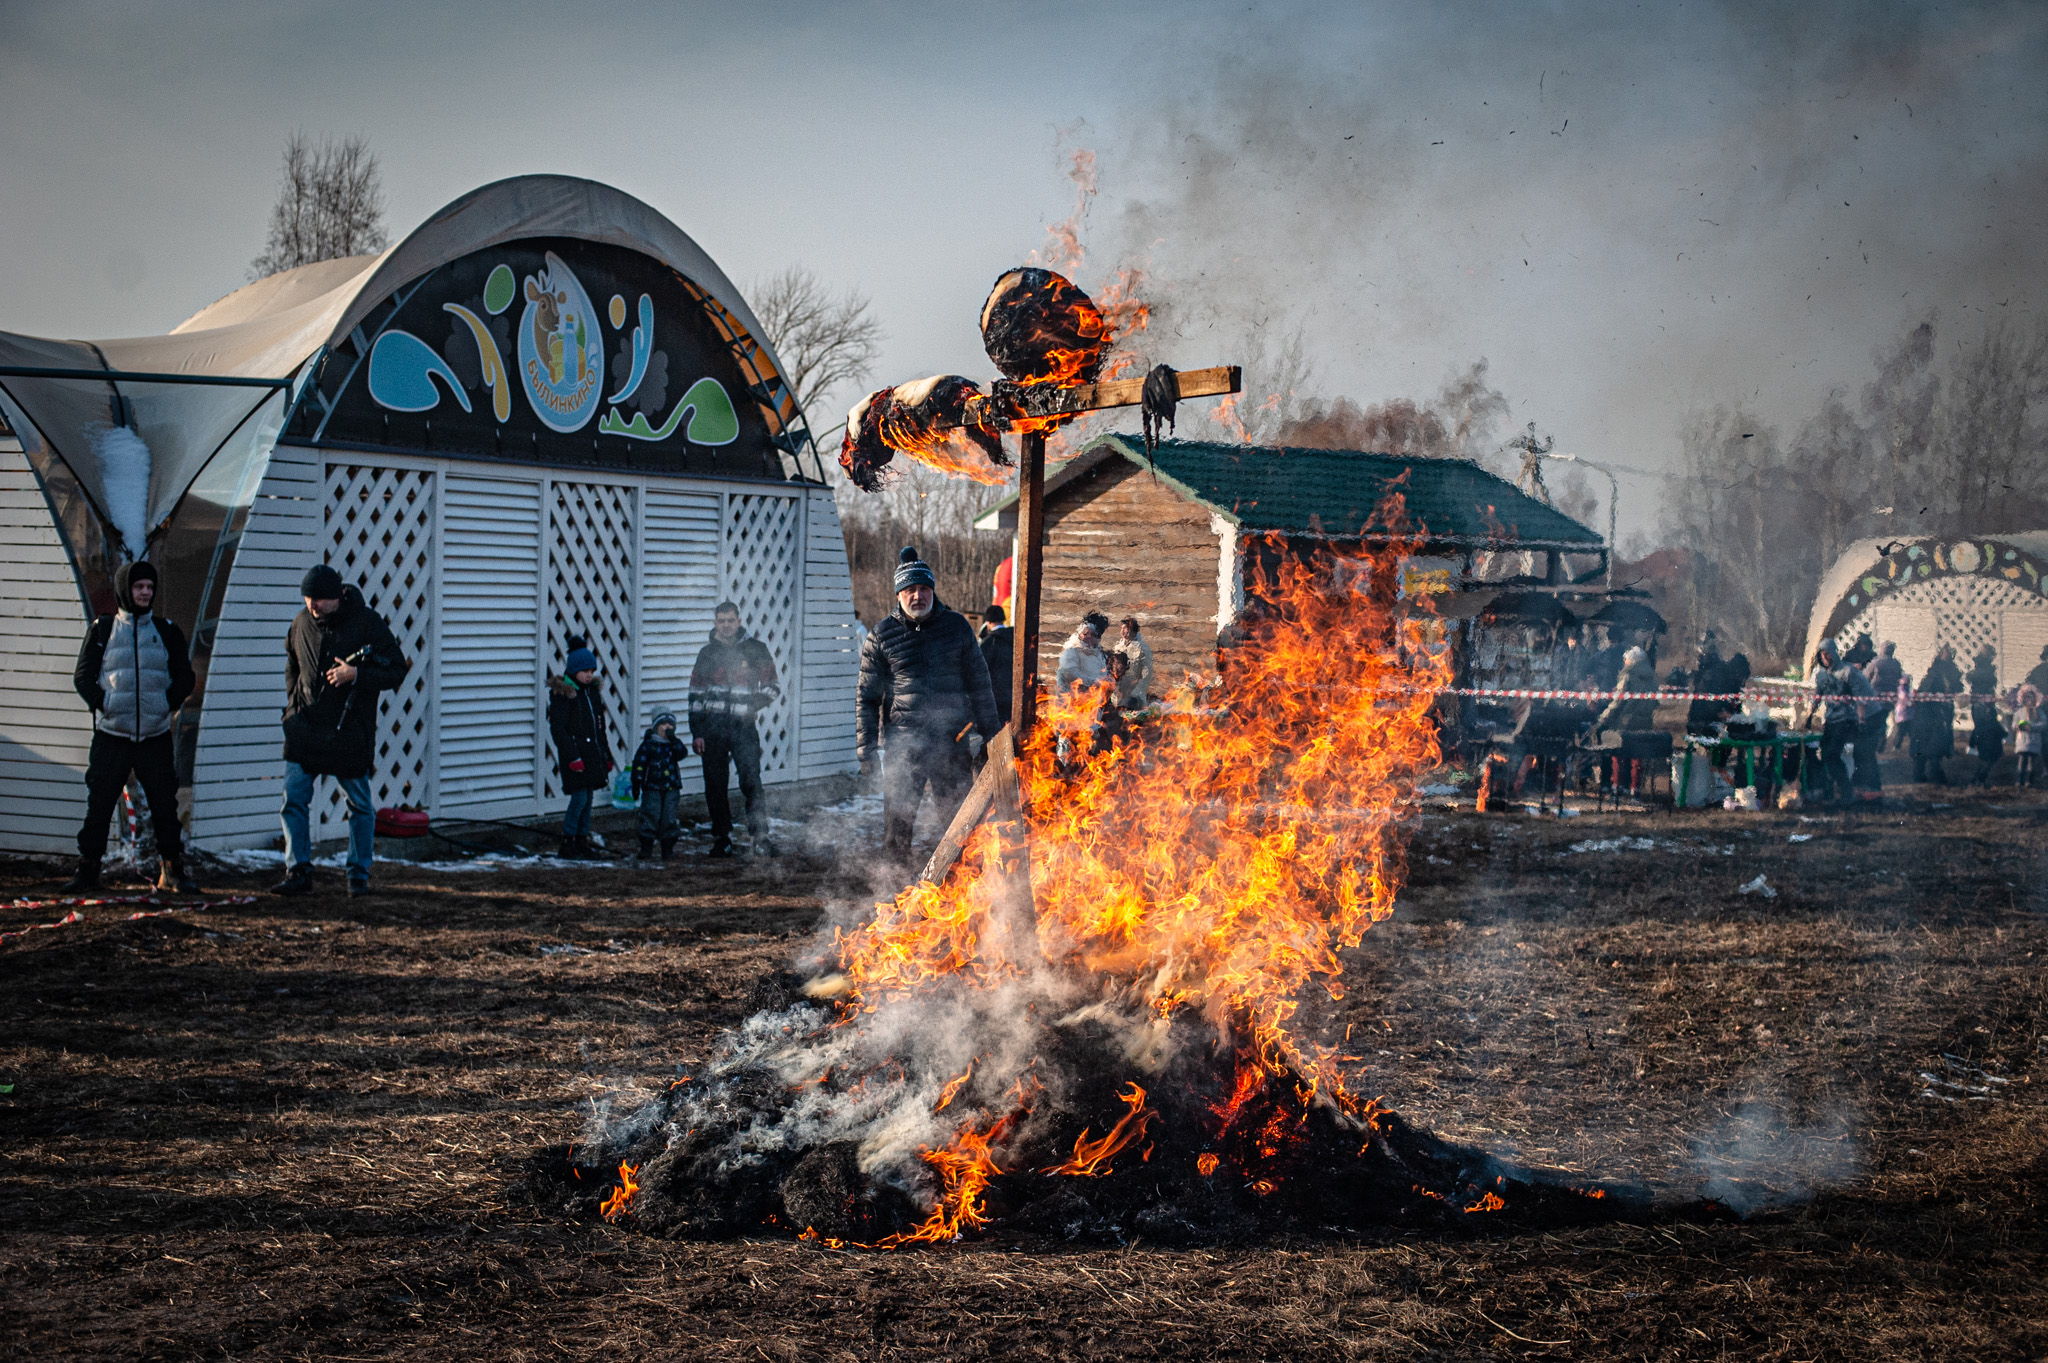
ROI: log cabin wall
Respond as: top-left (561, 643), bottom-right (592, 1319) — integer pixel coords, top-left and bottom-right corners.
top-left (1037, 458), bottom-right (1223, 689)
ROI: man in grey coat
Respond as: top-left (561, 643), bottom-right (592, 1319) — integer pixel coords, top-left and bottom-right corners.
top-left (65, 560), bottom-right (196, 893)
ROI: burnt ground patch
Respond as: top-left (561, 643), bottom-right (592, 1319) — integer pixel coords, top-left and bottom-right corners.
top-left (2, 789), bottom-right (2045, 1360)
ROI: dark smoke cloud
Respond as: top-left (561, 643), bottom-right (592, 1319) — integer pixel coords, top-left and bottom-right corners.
top-left (1079, 0), bottom-right (2048, 534)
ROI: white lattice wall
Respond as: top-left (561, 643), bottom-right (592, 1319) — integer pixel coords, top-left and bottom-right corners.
top-left (724, 492), bottom-right (802, 778)
top-left (231, 455), bottom-right (849, 848)
top-left (544, 479), bottom-right (638, 796)
top-left (321, 464), bottom-right (436, 838)
top-left (1836, 574), bottom-right (2048, 690)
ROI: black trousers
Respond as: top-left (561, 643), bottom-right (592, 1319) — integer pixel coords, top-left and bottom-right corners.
top-left (882, 740), bottom-right (975, 859)
top-left (1817, 719), bottom-right (1857, 805)
top-left (1853, 713), bottom-right (1888, 791)
top-left (700, 724), bottom-right (764, 838)
top-left (81, 730), bottom-right (182, 860)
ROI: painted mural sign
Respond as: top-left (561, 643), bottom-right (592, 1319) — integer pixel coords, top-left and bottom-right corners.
top-left (305, 238), bottom-right (778, 479)
top-left (1821, 536), bottom-right (2048, 640)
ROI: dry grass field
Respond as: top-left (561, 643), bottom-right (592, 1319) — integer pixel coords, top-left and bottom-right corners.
top-left (2, 785), bottom-right (2043, 1360)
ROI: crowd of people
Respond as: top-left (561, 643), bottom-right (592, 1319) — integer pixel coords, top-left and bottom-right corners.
top-left (1806, 633), bottom-right (2046, 803)
top-left (55, 543), bottom-right (2048, 896)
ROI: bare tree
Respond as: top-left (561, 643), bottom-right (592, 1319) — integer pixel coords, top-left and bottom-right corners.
top-left (1937, 319), bottom-right (2048, 532)
top-left (750, 266), bottom-right (884, 422)
top-left (250, 134), bottom-right (389, 279)
top-left (1271, 359), bottom-right (1514, 463)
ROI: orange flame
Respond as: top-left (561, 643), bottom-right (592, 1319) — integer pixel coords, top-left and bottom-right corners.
top-left (830, 514), bottom-right (1449, 1212)
top-left (600, 1161), bottom-right (640, 1222)
top-left (1044, 1083), bottom-right (1155, 1176)
top-left (873, 1112), bottom-right (1018, 1246)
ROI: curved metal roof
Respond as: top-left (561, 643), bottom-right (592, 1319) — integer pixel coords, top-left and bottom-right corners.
top-left (0, 175), bottom-right (798, 544)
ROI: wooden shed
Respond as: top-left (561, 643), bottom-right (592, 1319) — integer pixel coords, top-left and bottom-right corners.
top-left (0, 176), bottom-right (858, 855)
top-left (973, 432), bottom-right (1606, 684)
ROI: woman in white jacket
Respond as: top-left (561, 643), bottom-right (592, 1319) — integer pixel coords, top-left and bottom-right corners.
top-left (1055, 612), bottom-right (1111, 692)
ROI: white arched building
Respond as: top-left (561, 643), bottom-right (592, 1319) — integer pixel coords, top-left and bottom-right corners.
top-left (1804, 534), bottom-right (2048, 687)
top-left (0, 176), bottom-right (858, 855)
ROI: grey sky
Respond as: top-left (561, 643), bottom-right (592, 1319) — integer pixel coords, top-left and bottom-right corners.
top-left (2, 0), bottom-right (2041, 543)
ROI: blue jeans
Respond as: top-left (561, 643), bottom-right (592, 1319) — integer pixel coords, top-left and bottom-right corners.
top-left (281, 760), bottom-right (374, 883)
top-left (563, 788), bottom-right (595, 836)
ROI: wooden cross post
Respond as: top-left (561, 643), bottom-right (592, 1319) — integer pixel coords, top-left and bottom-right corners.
top-left (916, 364), bottom-right (1240, 889)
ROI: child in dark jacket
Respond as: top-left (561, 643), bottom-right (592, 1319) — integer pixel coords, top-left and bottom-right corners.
top-left (547, 641), bottom-right (611, 858)
top-left (631, 710), bottom-right (687, 860)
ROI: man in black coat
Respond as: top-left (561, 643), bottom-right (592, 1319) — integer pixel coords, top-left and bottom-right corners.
top-left (858, 548), bottom-right (1000, 862)
top-left (274, 564), bottom-right (410, 897)
top-left (689, 602), bottom-right (781, 857)
top-left (64, 560), bottom-right (197, 893)
top-left (979, 604), bottom-right (1016, 730)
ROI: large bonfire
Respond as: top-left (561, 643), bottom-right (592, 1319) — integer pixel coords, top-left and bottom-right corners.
top-left (539, 535), bottom-right (1640, 1244)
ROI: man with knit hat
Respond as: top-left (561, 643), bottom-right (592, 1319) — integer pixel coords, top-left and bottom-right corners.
top-left (274, 563), bottom-right (410, 896)
top-left (64, 560), bottom-right (197, 894)
top-left (856, 547), bottom-right (1000, 863)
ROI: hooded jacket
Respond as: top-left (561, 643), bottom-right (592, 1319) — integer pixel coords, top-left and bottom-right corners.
top-left (1595, 653), bottom-right (1660, 732)
top-left (687, 629), bottom-right (781, 737)
top-left (548, 674), bottom-right (612, 792)
top-left (281, 584), bottom-right (410, 777)
top-left (74, 562), bottom-right (194, 741)
top-left (856, 599), bottom-right (998, 758)
top-left (631, 718), bottom-right (687, 794)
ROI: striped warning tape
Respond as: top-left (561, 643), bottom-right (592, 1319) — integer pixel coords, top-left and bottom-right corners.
top-left (0, 893), bottom-right (259, 945)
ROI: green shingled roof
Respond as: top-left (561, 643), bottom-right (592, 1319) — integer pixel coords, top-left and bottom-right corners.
top-left (981, 433), bottom-right (1603, 547)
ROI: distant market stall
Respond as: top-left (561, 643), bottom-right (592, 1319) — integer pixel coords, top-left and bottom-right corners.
top-left (0, 175), bottom-right (857, 856)
top-left (971, 431), bottom-right (1615, 684)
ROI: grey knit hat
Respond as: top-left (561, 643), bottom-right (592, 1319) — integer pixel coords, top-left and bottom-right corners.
top-left (893, 546), bottom-right (936, 593)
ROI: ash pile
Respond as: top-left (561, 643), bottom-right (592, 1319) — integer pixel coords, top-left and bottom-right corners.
top-left (531, 967), bottom-right (1648, 1246)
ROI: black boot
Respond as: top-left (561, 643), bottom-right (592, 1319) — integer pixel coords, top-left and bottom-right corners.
top-left (272, 864), bottom-right (314, 896)
top-left (60, 857), bottom-right (101, 895)
top-left (638, 836), bottom-right (654, 860)
top-left (156, 854), bottom-right (200, 895)
top-left (659, 838), bottom-right (676, 862)
top-left (708, 835), bottom-right (734, 859)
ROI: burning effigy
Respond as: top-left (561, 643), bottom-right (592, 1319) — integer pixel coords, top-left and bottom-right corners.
top-left (535, 541), bottom-right (1645, 1244)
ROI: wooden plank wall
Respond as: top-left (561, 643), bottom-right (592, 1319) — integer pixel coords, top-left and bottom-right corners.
top-left (798, 486), bottom-right (859, 780)
top-left (0, 439), bottom-right (94, 855)
top-left (1036, 460), bottom-right (1224, 689)
top-left (187, 443), bottom-right (322, 850)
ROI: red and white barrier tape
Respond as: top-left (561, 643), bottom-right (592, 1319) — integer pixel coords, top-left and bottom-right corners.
top-left (1438, 686), bottom-right (2007, 703)
top-left (0, 893), bottom-right (258, 945)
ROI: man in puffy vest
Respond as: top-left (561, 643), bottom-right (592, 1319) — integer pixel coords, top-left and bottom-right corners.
top-left (274, 564), bottom-right (410, 897)
top-left (857, 548), bottom-right (999, 863)
top-left (689, 602), bottom-right (781, 857)
top-left (65, 560), bottom-right (196, 893)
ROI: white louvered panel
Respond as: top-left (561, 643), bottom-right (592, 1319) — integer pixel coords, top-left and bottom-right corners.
top-left (640, 485), bottom-right (722, 785)
top-left (320, 463), bottom-right (436, 838)
top-left (189, 442), bottom-right (322, 851)
top-left (0, 441), bottom-right (94, 854)
top-left (545, 479), bottom-right (637, 797)
top-left (440, 475), bottom-right (542, 810)
top-left (798, 486), bottom-right (859, 778)
top-left (723, 492), bottom-right (802, 779)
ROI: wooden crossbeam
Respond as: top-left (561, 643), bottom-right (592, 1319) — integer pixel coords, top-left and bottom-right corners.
top-left (935, 365), bottom-right (1242, 430)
